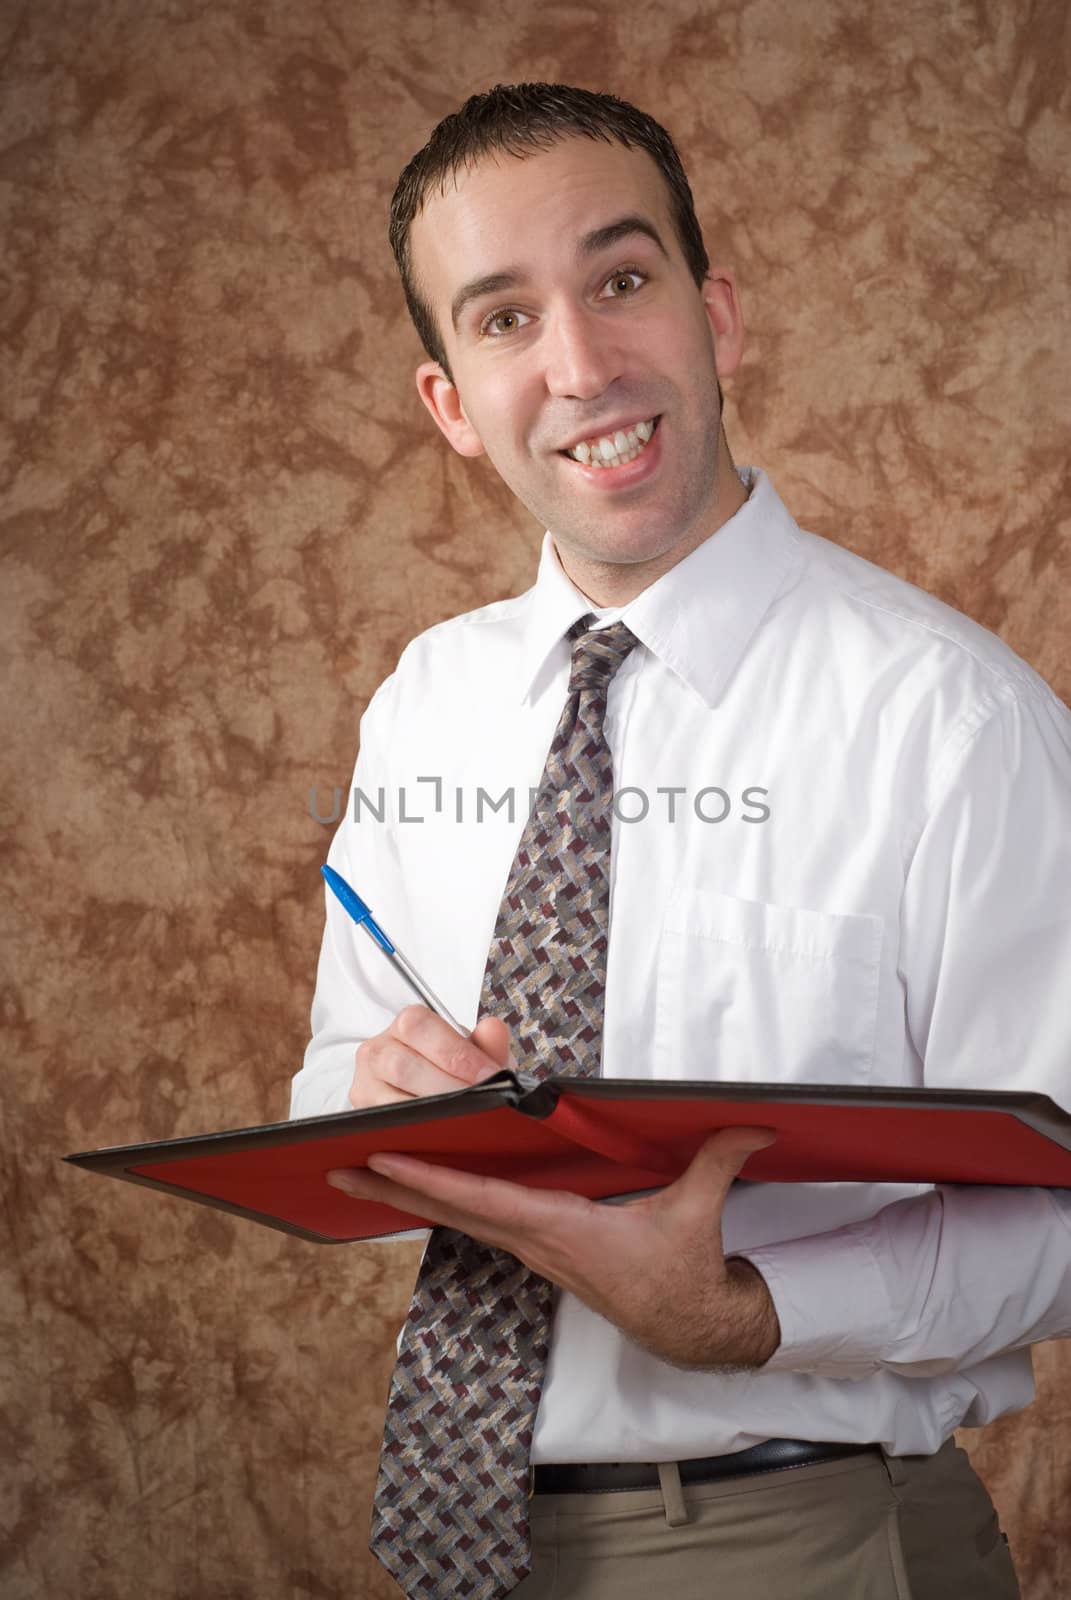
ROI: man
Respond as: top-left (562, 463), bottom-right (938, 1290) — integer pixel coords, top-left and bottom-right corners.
top-left (292, 83), bottom-right (1071, 1598)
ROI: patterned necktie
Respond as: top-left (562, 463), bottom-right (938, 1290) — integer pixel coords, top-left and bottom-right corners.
top-left (370, 617), bottom-right (638, 1599)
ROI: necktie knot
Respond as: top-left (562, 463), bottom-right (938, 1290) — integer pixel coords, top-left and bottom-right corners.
top-left (567, 617), bottom-right (638, 695)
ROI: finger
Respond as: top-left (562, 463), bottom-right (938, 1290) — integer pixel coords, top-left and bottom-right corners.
top-left (703, 1125), bottom-right (778, 1164)
top-left (366, 1152), bottom-right (549, 1229)
top-left (694, 1124), bottom-right (778, 1178)
top-left (332, 1152), bottom-right (586, 1239)
top-left (470, 1015), bottom-right (516, 1071)
top-left (358, 1034), bottom-right (480, 1102)
top-left (325, 1162), bottom-right (520, 1244)
top-left (328, 1162), bottom-right (599, 1286)
top-left (326, 1164), bottom-right (472, 1232)
top-left (660, 1125), bottom-right (777, 1216)
top-left (392, 1005), bottom-right (504, 1085)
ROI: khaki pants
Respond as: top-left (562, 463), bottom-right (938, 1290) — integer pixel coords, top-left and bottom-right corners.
top-left (515, 1439), bottom-right (1020, 1599)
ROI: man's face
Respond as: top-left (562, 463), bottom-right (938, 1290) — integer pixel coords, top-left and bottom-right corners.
top-left (408, 135), bottom-right (746, 598)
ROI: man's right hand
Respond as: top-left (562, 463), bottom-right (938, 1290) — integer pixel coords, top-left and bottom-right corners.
top-left (348, 1008), bottom-right (517, 1108)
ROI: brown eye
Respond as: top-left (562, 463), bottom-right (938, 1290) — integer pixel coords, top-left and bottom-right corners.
top-left (604, 268), bottom-right (646, 299)
top-left (480, 308), bottom-right (532, 337)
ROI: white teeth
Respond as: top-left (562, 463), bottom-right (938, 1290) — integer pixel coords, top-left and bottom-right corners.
top-left (567, 417), bottom-right (657, 467)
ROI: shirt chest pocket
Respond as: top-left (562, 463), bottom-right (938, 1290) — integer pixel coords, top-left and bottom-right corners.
top-left (653, 889), bottom-right (884, 1085)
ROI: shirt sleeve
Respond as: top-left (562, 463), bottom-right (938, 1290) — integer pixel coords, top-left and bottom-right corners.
top-left (289, 674), bottom-right (408, 1119)
top-left (745, 683), bottom-right (1071, 1378)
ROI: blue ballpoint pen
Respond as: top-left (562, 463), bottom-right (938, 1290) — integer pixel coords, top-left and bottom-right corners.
top-left (320, 863), bottom-right (471, 1039)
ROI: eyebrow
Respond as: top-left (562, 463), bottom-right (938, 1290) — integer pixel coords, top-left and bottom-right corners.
top-left (450, 214), bottom-right (671, 333)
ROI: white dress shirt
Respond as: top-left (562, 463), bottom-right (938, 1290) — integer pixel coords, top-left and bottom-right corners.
top-left (292, 466), bottom-right (1071, 1462)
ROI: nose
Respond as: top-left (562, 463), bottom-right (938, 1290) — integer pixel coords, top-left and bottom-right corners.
top-left (542, 301), bottom-right (622, 401)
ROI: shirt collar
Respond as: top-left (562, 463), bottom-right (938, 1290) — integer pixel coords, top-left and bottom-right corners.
top-left (518, 466), bottom-right (804, 707)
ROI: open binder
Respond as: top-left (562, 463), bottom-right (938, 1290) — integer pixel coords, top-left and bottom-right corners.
top-left (65, 1072), bottom-right (1071, 1244)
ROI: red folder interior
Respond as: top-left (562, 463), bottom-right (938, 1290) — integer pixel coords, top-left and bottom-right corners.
top-left (121, 1088), bottom-right (1071, 1244)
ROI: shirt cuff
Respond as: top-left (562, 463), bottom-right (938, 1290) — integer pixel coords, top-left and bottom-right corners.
top-left (289, 1048), bottom-right (356, 1119)
top-left (740, 1226), bottom-right (893, 1378)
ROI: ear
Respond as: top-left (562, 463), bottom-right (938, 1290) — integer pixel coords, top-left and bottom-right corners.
top-left (700, 268), bottom-right (745, 381)
top-left (415, 362), bottom-right (486, 459)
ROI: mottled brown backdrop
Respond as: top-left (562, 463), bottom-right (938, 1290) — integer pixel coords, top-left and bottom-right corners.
top-left (2, 1), bottom-right (1069, 1596)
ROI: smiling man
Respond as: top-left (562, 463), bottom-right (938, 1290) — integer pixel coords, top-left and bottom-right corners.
top-left (292, 83), bottom-right (1071, 1600)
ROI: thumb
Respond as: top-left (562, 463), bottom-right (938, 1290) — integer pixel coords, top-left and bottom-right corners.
top-left (470, 1015), bottom-right (517, 1072)
top-left (665, 1125), bottom-right (777, 1215)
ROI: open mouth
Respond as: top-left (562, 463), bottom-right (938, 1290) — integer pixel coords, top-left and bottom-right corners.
top-left (559, 415), bottom-right (662, 470)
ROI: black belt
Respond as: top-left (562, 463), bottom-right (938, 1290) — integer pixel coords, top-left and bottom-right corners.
top-left (531, 1439), bottom-right (878, 1496)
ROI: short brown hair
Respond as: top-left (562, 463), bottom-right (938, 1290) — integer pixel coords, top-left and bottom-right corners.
top-left (388, 82), bottom-right (711, 385)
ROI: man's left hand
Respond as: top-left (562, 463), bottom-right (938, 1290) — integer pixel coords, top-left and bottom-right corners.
top-left (326, 1109), bottom-right (781, 1371)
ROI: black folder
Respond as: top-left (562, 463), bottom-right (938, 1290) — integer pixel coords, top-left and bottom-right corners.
top-left (64, 1073), bottom-right (1071, 1245)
